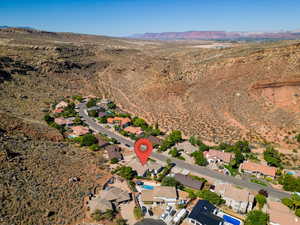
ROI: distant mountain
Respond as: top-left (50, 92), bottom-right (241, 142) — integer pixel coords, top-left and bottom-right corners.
top-left (131, 30), bottom-right (300, 40)
top-left (0, 25), bottom-right (35, 30)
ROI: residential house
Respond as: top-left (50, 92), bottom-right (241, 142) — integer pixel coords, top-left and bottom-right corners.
top-left (174, 173), bottom-right (204, 190)
top-left (107, 117), bottom-right (131, 128)
top-left (214, 183), bottom-right (254, 214)
top-left (203, 149), bottom-right (234, 165)
top-left (101, 186), bottom-right (131, 204)
top-left (53, 108), bottom-right (64, 114)
top-left (55, 101), bottom-right (68, 109)
top-left (54, 117), bottom-right (75, 126)
top-left (268, 201), bottom-right (300, 225)
top-left (187, 200), bottom-right (224, 225)
top-left (88, 195), bottom-right (113, 213)
top-left (239, 161), bottom-right (277, 178)
top-left (141, 186), bottom-right (177, 205)
top-left (105, 145), bottom-right (123, 161)
top-left (148, 135), bottom-right (163, 147)
top-left (127, 159), bottom-right (163, 177)
top-left (69, 126), bottom-right (89, 137)
top-left (124, 126), bottom-right (144, 136)
top-left (174, 141), bottom-right (198, 154)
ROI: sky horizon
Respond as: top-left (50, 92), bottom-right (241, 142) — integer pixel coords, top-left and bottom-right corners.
top-left (0, 0), bottom-right (299, 37)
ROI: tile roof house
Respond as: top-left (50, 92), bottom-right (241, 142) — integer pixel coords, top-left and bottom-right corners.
top-left (55, 101), bottom-right (68, 109)
top-left (239, 161), bottom-right (277, 178)
top-left (127, 159), bottom-right (163, 177)
top-left (268, 201), bottom-right (300, 225)
top-left (107, 117), bottom-right (131, 127)
top-left (174, 173), bottom-right (204, 190)
top-left (124, 126), bottom-right (144, 136)
top-left (174, 141), bottom-right (198, 154)
top-left (105, 145), bottom-right (123, 160)
top-left (147, 136), bottom-right (163, 146)
top-left (214, 183), bottom-right (254, 214)
top-left (54, 117), bottom-right (74, 126)
top-left (204, 149), bottom-right (234, 164)
top-left (187, 200), bottom-right (224, 225)
top-left (69, 126), bottom-right (89, 137)
top-left (53, 108), bottom-right (64, 114)
top-left (141, 186), bottom-right (177, 204)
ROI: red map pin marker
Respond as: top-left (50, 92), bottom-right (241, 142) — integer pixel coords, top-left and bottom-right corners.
top-left (134, 138), bottom-right (153, 165)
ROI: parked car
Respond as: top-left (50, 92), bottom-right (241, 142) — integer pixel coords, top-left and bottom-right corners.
top-left (166, 206), bottom-right (172, 212)
top-left (142, 206), bottom-right (147, 215)
top-left (160, 213), bottom-right (168, 220)
top-left (136, 181), bottom-right (144, 185)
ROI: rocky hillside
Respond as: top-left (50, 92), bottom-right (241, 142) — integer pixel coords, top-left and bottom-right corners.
top-left (1, 27), bottom-right (300, 225)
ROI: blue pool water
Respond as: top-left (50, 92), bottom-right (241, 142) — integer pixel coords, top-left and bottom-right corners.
top-left (142, 184), bottom-right (154, 190)
top-left (223, 214), bottom-right (240, 225)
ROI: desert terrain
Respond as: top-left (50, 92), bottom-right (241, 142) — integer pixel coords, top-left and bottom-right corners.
top-left (1, 27), bottom-right (300, 224)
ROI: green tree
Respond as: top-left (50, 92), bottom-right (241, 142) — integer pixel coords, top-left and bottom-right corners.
top-left (169, 130), bottom-right (182, 143)
top-left (196, 190), bottom-right (224, 205)
top-left (89, 144), bottom-right (100, 151)
top-left (88, 109), bottom-right (98, 117)
top-left (296, 209), bottom-right (300, 217)
top-left (115, 166), bottom-right (136, 180)
top-left (282, 197), bottom-right (294, 209)
top-left (107, 102), bottom-right (116, 109)
top-left (191, 151), bottom-right (208, 166)
top-left (168, 148), bottom-right (181, 158)
top-left (161, 177), bottom-right (183, 188)
top-left (98, 116), bottom-right (108, 123)
top-left (133, 207), bottom-right (143, 219)
top-left (80, 134), bottom-right (97, 146)
top-left (245, 210), bottom-right (269, 225)
top-left (279, 174), bottom-right (300, 192)
top-left (263, 146), bottom-right (281, 167)
top-left (255, 194), bottom-right (267, 209)
top-left (132, 117), bottom-right (148, 129)
top-left (234, 140), bottom-right (251, 153)
top-left (295, 134), bottom-right (300, 143)
top-left (44, 114), bottom-right (54, 124)
top-left (111, 158), bottom-right (119, 164)
top-left (86, 98), bottom-right (97, 108)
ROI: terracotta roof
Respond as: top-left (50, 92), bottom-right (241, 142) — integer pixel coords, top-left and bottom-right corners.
top-left (268, 201), bottom-right (300, 225)
top-left (70, 126), bottom-right (89, 136)
top-left (204, 149), bottom-right (234, 163)
top-left (127, 159), bottom-right (163, 175)
top-left (174, 173), bottom-right (204, 190)
top-left (174, 141), bottom-right (198, 154)
top-left (240, 161), bottom-right (277, 177)
top-left (53, 108), bottom-right (64, 114)
top-left (147, 136), bottom-right (163, 146)
top-left (124, 126), bottom-right (143, 135)
top-left (105, 145), bottom-right (123, 160)
top-left (107, 117), bottom-right (131, 126)
top-left (55, 101), bottom-right (68, 109)
top-left (54, 117), bottom-right (74, 126)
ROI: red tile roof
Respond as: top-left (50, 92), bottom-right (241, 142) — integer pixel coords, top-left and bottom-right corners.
top-left (107, 117), bottom-right (131, 126)
top-left (124, 126), bottom-right (143, 135)
top-left (240, 161), bottom-right (276, 177)
top-left (70, 126), bottom-right (89, 136)
top-left (204, 149), bottom-right (234, 163)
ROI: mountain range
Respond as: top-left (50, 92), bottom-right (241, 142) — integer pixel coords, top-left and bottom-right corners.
top-left (131, 30), bottom-right (300, 40)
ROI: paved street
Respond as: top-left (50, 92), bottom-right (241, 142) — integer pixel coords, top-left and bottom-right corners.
top-left (78, 102), bottom-right (290, 199)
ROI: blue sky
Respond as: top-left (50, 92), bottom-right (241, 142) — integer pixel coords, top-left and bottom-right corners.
top-left (0, 0), bottom-right (299, 36)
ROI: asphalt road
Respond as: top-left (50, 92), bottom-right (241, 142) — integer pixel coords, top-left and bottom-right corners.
top-left (78, 102), bottom-right (290, 199)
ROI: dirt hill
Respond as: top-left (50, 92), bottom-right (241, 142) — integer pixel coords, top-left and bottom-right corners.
top-left (1, 27), bottom-right (300, 224)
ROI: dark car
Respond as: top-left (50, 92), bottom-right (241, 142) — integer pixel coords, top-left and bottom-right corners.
top-left (141, 206), bottom-right (147, 215)
top-left (136, 181), bottom-right (144, 185)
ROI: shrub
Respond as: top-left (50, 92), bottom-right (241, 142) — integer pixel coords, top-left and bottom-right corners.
top-left (44, 114), bottom-right (54, 124)
top-left (279, 174), bottom-right (300, 192)
top-left (161, 177), bottom-right (183, 188)
top-left (89, 144), bottom-right (100, 151)
top-left (133, 207), bottom-right (143, 219)
top-left (110, 158), bottom-right (119, 164)
top-left (255, 194), bottom-right (267, 209)
top-left (191, 151), bottom-right (208, 166)
top-left (80, 134), bottom-right (97, 146)
top-left (295, 209), bottom-right (300, 217)
top-left (86, 98), bottom-right (97, 108)
top-left (98, 116), bottom-right (108, 123)
top-left (245, 210), bottom-right (269, 225)
top-left (196, 190), bottom-right (224, 205)
top-left (250, 179), bottom-right (267, 186)
top-left (114, 166), bottom-right (136, 180)
top-left (88, 109), bottom-right (98, 117)
top-left (263, 146), bottom-right (282, 167)
top-left (107, 102), bottom-right (116, 109)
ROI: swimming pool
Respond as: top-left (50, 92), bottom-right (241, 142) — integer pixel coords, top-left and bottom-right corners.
top-left (223, 214), bottom-right (241, 225)
top-left (142, 184), bottom-right (154, 190)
